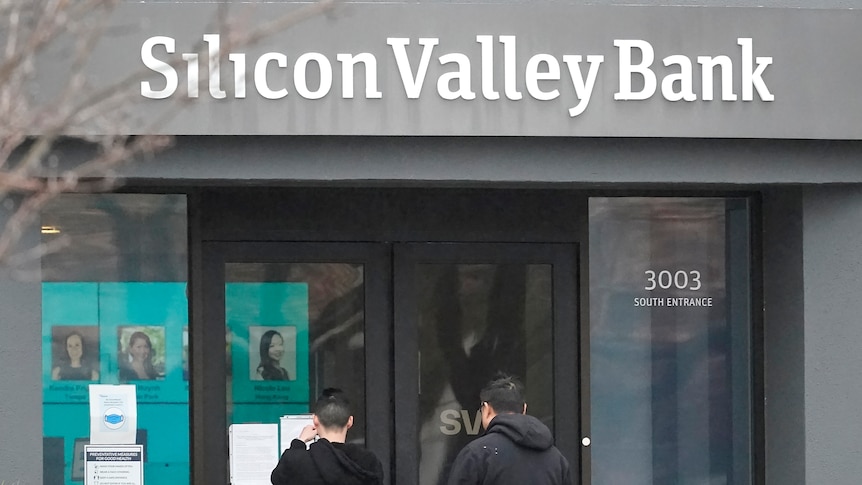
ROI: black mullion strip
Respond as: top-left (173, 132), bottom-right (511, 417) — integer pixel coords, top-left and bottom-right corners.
top-left (393, 244), bottom-right (420, 485)
top-left (364, 243), bottom-right (393, 485)
top-left (552, 244), bottom-right (579, 474)
top-left (199, 242), bottom-right (228, 485)
top-left (187, 190), bottom-right (205, 485)
top-left (749, 195), bottom-right (765, 485)
top-left (577, 195), bottom-right (591, 485)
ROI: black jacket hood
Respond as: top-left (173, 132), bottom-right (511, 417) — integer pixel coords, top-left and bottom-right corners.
top-left (485, 413), bottom-right (555, 451)
top-left (309, 439), bottom-right (383, 485)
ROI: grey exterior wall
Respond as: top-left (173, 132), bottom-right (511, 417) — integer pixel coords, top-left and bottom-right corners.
top-left (0, 206), bottom-right (42, 485)
top-left (802, 187), bottom-right (862, 484)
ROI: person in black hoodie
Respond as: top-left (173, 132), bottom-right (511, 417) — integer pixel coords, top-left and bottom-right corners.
top-left (271, 388), bottom-right (384, 485)
top-left (447, 374), bottom-right (573, 485)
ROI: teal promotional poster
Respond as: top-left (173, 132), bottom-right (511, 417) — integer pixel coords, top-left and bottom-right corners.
top-left (226, 283), bottom-right (311, 423)
top-left (43, 282), bottom-right (190, 484)
top-left (42, 282), bottom-right (310, 483)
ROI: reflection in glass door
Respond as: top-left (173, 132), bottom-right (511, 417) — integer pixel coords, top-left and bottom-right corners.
top-left (224, 262), bottom-right (368, 440)
top-left (394, 244), bottom-right (578, 485)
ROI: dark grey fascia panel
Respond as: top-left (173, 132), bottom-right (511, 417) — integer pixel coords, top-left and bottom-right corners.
top-left (107, 137), bottom-right (862, 185)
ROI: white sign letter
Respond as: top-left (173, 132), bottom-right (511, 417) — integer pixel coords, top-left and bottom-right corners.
top-left (615, 40), bottom-right (656, 101)
top-left (738, 38), bottom-right (774, 101)
top-left (499, 36), bottom-right (522, 100)
top-left (563, 54), bottom-right (604, 117)
top-left (525, 54), bottom-right (560, 101)
top-left (437, 53), bottom-right (476, 100)
top-left (182, 53), bottom-right (199, 98)
top-left (229, 53), bottom-right (247, 98)
top-left (697, 55), bottom-right (736, 101)
top-left (203, 34), bottom-right (227, 99)
top-left (141, 36), bottom-right (177, 99)
top-left (476, 35), bottom-right (500, 100)
top-left (337, 53), bottom-right (382, 99)
top-left (388, 37), bottom-right (439, 98)
top-left (294, 53), bottom-right (332, 100)
top-left (254, 53), bottom-right (288, 100)
top-left (661, 55), bottom-right (696, 101)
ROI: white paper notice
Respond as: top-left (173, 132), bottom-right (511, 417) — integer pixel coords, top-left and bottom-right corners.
top-left (84, 444), bottom-right (143, 485)
top-left (280, 414), bottom-right (314, 452)
top-left (89, 385), bottom-right (137, 445)
top-left (229, 423), bottom-right (279, 485)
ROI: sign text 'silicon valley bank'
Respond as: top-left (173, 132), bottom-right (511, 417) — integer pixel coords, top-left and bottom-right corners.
top-left (141, 35), bottom-right (774, 117)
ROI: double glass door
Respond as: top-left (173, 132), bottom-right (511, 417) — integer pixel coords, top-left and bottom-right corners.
top-left (199, 242), bottom-right (578, 485)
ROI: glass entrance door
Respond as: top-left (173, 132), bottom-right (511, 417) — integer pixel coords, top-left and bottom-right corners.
top-left (394, 243), bottom-right (579, 485)
top-left (198, 242), bottom-right (578, 485)
top-left (199, 243), bottom-right (392, 485)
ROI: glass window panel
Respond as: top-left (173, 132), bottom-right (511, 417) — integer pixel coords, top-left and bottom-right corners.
top-left (225, 262), bottom-right (367, 444)
top-left (589, 197), bottom-right (752, 485)
top-left (416, 263), bottom-right (553, 485)
top-left (40, 194), bottom-right (189, 485)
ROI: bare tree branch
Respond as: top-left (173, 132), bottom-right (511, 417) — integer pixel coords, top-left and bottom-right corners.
top-left (0, 0), bottom-right (339, 272)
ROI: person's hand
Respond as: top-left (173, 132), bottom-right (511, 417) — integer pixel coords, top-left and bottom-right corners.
top-left (299, 424), bottom-right (317, 443)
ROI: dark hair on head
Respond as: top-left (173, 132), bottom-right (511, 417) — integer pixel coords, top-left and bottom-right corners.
top-left (479, 372), bottom-right (526, 414)
top-left (313, 387), bottom-right (352, 429)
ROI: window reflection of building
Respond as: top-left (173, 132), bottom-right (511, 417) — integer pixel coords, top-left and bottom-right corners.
top-left (589, 198), bottom-right (745, 484)
top-left (227, 262), bottom-right (367, 442)
top-left (42, 195), bottom-right (187, 282)
top-left (303, 263), bottom-right (366, 443)
top-left (417, 263), bottom-right (552, 485)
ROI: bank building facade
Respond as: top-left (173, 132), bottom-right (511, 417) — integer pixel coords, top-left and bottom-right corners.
top-left (2, 1), bottom-right (861, 484)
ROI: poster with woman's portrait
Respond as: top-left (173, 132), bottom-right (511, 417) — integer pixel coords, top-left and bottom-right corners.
top-left (51, 326), bottom-right (100, 381)
top-left (117, 326), bottom-right (166, 382)
top-left (225, 282), bottom-right (310, 424)
top-left (248, 326), bottom-right (297, 381)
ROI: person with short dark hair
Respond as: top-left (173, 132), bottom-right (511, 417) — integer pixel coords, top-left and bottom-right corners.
top-left (271, 388), bottom-right (384, 485)
top-left (447, 373), bottom-right (573, 485)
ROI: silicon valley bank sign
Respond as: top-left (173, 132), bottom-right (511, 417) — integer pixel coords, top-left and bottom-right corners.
top-left (71, 3), bottom-right (862, 137)
top-left (141, 34), bottom-right (774, 118)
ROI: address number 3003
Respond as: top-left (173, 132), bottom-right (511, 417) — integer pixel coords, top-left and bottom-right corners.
top-left (644, 270), bottom-right (702, 291)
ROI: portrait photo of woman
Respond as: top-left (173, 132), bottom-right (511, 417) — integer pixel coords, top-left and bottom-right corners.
top-left (51, 327), bottom-right (99, 381)
top-left (251, 327), bottom-right (295, 381)
top-left (118, 327), bottom-right (165, 382)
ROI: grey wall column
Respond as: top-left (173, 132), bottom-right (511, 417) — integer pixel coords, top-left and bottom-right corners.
top-left (0, 201), bottom-right (43, 485)
top-left (762, 188), bottom-right (805, 485)
top-left (802, 186), bottom-right (862, 484)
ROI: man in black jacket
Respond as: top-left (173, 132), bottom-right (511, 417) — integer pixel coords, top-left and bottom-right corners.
top-left (271, 388), bottom-right (384, 485)
top-left (447, 374), bottom-right (572, 485)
